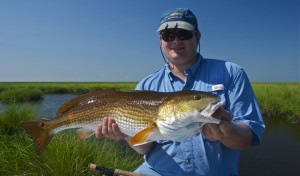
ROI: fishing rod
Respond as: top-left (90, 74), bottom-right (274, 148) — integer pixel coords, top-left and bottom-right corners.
top-left (88, 163), bottom-right (146, 176)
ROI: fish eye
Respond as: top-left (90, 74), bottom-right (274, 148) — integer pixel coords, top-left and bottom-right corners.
top-left (193, 95), bottom-right (202, 100)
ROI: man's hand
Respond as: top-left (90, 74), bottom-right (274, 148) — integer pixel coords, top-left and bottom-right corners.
top-left (202, 108), bottom-right (254, 150)
top-left (202, 108), bottom-right (230, 141)
top-left (95, 117), bottom-right (128, 140)
top-left (95, 117), bottom-right (154, 155)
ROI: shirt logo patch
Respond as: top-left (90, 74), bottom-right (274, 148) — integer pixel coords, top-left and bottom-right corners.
top-left (212, 84), bottom-right (224, 91)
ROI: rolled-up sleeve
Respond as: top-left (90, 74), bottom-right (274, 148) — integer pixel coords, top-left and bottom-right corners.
top-left (226, 64), bottom-right (265, 146)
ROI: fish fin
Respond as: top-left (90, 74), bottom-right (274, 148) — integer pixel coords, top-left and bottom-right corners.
top-left (19, 119), bottom-right (53, 156)
top-left (129, 123), bottom-right (157, 146)
top-left (76, 128), bottom-right (94, 141)
top-left (57, 90), bottom-right (119, 115)
top-left (131, 140), bottom-right (153, 146)
top-left (57, 91), bottom-right (96, 115)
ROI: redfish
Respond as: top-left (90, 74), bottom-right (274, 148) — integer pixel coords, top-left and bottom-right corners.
top-left (20, 90), bottom-right (223, 155)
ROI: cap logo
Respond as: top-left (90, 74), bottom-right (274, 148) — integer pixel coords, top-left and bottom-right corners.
top-left (169, 12), bottom-right (182, 17)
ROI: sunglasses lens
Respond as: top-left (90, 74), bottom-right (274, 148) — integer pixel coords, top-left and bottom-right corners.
top-left (161, 31), bottom-right (174, 42)
top-left (178, 30), bottom-right (193, 40)
top-left (161, 29), bottom-right (193, 42)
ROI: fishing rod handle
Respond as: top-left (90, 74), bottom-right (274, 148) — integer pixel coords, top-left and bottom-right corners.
top-left (114, 169), bottom-right (145, 176)
top-left (88, 163), bottom-right (146, 176)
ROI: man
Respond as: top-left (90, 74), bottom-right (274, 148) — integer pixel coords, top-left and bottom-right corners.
top-left (96, 8), bottom-right (265, 175)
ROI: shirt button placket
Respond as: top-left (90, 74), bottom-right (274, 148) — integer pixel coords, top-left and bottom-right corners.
top-left (184, 158), bottom-right (194, 175)
top-left (185, 158), bottom-right (191, 165)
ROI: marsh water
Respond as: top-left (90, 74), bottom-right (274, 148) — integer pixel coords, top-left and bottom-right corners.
top-left (0, 94), bottom-right (299, 175)
top-left (239, 118), bottom-right (299, 175)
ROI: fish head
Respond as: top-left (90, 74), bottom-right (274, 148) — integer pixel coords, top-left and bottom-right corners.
top-left (158, 91), bottom-right (221, 125)
top-left (155, 91), bottom-right (222, 141)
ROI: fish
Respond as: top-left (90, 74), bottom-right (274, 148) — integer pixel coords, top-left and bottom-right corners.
top-left (20, 90), bottom-right (224, 155)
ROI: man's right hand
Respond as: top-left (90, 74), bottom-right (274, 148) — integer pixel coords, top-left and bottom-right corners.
top-left (95, 117), bottom-right (128, 141)
top-left (95, 116), bottom-right (154, 155)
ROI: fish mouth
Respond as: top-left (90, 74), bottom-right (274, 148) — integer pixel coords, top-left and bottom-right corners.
top-left (199, 101), bottom-right (224, 116)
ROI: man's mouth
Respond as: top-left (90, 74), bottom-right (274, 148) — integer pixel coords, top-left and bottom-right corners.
top-left (172, 47), bottom-right (185, 52)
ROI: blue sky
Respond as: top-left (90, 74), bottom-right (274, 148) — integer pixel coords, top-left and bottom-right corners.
top-left (0, 0), bottom-right (299, 82)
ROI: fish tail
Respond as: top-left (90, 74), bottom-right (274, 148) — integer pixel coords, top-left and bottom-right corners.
top-left (20, 119), bottom-right (53, 155)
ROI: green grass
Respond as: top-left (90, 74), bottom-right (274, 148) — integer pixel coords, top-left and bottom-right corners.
top-left (0, 104), bottom-right (36, 135)
top-left (0, 88), bottom-right (43, 104)
top-left (0, 82), bottom-right (137, 94)
top-left (0, 106), bottom-right (143, 175)
top-left (0, 133), bottom-right (143, 175)
top-left (252, 82), bottom-right (300, 122)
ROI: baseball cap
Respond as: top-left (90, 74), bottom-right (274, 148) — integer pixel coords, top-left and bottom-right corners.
top-left (157, 8), bottom-right (198, 32)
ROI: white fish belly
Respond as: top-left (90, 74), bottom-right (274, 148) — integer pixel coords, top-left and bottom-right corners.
top-left (51, 122), bottom-right (100, 135)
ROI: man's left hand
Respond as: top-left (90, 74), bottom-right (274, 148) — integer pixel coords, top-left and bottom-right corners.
top-left (202, 108), bottom-right (230, 141)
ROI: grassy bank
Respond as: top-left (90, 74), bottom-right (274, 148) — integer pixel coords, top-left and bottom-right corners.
top-left (0, 82), bottom-right (137, 94)
top-left (252, 82), bottom-right (299, 122)
top-left (0, 105), bottom-right (143, 175)
top-left (0, 88), bottom-right (43, 104)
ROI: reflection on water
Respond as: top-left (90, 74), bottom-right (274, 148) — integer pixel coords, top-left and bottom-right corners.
top-left (240, 118), bottom-right (300, 176)
top-left (0, 94), bottom-right (299, 175)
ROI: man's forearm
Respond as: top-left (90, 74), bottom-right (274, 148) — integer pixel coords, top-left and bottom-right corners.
top-left (219, 121), bottom-right (254, 150)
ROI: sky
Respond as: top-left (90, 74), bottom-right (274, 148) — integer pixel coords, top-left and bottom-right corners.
top-left (0, 0), bottom-right (299, 82)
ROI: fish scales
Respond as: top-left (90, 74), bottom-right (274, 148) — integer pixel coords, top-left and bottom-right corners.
top-left (20, 90), bottom-right (223, 155)
top-left (46, 92), bottom-right (158, 136)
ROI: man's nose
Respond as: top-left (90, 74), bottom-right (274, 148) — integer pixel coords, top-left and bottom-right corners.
top-left (172, 36), bottom-right (182, 43)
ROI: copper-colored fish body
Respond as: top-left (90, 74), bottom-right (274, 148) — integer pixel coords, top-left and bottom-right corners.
top-left (20, 90), bottom-right (222, 155)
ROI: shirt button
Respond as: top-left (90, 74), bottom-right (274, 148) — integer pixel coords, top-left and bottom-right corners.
top-left (185, 159), bottom-right (190, 165)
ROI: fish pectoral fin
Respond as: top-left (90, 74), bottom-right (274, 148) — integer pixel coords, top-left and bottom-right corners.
top-left (131, 140), bottom-right (153, 146)
top-left (76, 128), bottom-right (94, 141)
top-left (129, 123), bottom-right (156, 146)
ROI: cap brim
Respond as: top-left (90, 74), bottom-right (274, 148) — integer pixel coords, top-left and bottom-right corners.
top-left (157, 21), bottom-right (195, 32)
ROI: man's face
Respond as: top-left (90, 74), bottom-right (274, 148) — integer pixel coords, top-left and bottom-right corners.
top-left (160, 29), bottom-right (200, 67)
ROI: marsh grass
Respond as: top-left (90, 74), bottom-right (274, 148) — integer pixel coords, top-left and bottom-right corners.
top-left (0, 133), bottom-right (143, 175)
top-left (0, 88), bottom-right (43, 104)
top-left (0, 82), bottom-right (137, 94)
top-left (252, 82), bottom-right (300, 122)
top-left (0, 106), bottom-right (143, 175)
top-left (0, 104), bottom-right (36, 135)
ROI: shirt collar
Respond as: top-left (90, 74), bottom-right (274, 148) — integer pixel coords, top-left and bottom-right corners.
top-left (165, 54), bottom-right (203, 81)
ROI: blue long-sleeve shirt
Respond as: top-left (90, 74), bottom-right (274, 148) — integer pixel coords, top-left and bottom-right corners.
top-left (134, 55), bottom-right (265, 176)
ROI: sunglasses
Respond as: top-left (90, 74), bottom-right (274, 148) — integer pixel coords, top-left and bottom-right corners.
top-left (160, 29), bottom-right (194, 42)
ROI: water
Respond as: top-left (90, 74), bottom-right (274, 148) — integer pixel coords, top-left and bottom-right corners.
top-left (240, 118), bottom-right (300, 175)
top-left (0, 94), bottom-right (299, 175)
top-left (0, 94), bottom-right (78, 118)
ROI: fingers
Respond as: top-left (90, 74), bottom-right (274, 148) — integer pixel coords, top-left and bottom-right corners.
top-left (102, 117), bottom-right (119, 140)
top-left (95, 117), bottom-right (127, 141)
top-left (202, 123), bottom-right (223, 141)
top-left (112, 123), bottom-right (128, 140)
top-left (212, 108), bottom-right (231, 121)
top-left (202, 108), bottom-right (231, 141)
top-left (106, 117), bottom-right (114, 136)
